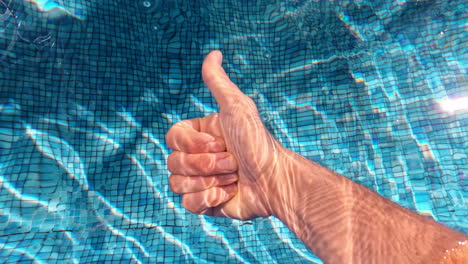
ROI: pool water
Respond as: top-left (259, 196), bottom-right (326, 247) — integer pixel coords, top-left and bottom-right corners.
top-left (0, 0), bottom-right (466, 263)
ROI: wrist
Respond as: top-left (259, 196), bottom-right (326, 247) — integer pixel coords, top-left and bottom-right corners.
top-left (269, 150), bottom-right (356, 262)
top-left (270, 149), bottom-right (331, 220)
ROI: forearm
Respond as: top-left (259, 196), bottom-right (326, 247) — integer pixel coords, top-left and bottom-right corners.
top-left (272, 151), bottom-right (468, 263)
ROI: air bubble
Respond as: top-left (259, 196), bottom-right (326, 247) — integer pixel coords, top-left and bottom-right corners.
top-left (364, 29), bottom-right (373, 38)
top-left (260, 112), bottom-right (270, 122)
top-left (137, 0), bottom-right (161, 13)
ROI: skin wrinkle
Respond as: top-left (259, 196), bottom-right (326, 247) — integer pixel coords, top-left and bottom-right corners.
top-left (169, 151), bottom-right (237, 176)
top-left (275, 156), bottom-right (360, 263)
top-left (344, 182), bottom-right (441, 263)
top-left (344, 179), bottom-right (354, 264)
top-left (166, 116), bottom-right (226, 154)
top-left (205, 187), bottom-right (220, 207)
top-left (253, 138), bottom-right (283, 217)
top-left (216, 98), bottom-right (281, 220)
top-left (183, 184), bottom-right (237, 214)
top-left (169, 173), bottom-right (238, 194)
top-left (276, 151), bottom-right (300, 216)
top-left (313, 210), bottom-right (347, 261)
top-left (193, 153), bottom-right (212, 175)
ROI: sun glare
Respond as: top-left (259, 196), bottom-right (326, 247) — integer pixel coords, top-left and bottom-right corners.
top-left (439, 96), bottom-right (468, 113)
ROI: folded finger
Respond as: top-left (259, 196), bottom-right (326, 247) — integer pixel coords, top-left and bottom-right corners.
top-left (166, 118), bottom-right (225, 153)
top-left (182, 184), bottom-right (237, 215)
top-left (167, 151), bottom-right (238, 176)
top-left (169, 173), bottom-right (238, 194)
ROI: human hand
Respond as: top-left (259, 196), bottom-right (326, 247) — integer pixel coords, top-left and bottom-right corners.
top-left (166, 51), bottom-right (289, 220)
top-left (168, 51), bottom-right (468, 262)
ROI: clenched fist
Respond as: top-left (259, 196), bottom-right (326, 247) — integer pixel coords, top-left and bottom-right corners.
top-left (165, 51), bottom-right (289, 220)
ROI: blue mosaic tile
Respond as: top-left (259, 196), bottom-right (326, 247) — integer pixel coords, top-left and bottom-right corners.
top-left (0, 0), bottom-right (466, 263)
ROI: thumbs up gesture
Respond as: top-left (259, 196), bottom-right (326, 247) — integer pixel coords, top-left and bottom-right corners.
top-left (166, 51), bottom-right (290, 220)
top-left (167, 52), bottom-right (468, 262)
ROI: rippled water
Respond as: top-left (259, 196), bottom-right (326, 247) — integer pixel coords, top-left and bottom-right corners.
top-left (0, 0), bottom-right (467, 263)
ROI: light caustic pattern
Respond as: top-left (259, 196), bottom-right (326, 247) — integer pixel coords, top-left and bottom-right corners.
top-left (0, 0), bottom-right (467, 263)
top-left (23, 0), bottom-right (86, 20)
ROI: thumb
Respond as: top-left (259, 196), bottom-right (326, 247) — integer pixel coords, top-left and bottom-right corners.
top-left (202, 51), bottom-right (248, 112)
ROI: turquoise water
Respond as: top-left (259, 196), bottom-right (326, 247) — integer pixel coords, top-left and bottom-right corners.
top-left (0, 0), bottom-right (467, 263)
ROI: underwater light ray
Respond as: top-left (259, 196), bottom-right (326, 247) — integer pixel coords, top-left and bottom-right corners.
top-left (89, 190), bottom-right (207, 264)
top-left (135, 132), bottom-right (185, 216)
top-left (267, 217), bottom-right (322, 262)
top-left (90, 198), bottom-right (210, 263)
top-left (337, 11), bottom-right (364, 41)
top-left (401, 129), bottom-right (438, 218)
top-left (189, 95), bottom-right (218, 114)
top-left (89, 191), bottom-right (158, 229)
top-left (198, 216), bottom-right (251, 264)
top-left (127, 153), bottom-right (164, 201)
top-left (38, 116), bottom-right (121, 149)
top-left (23, 0), bottom-right (85, 20)
top-left (0, 175), bottom-right (50, 208)
top-left (104, 221), bottom-right (151, 259)
top-left (0, 243), bottom-right (44, 264)
top-left (71, 103), bottom-right (115, 134)
top-left (274, 52), bottom-right (370, 79)
top-left (26, 125), bottom-right (90, 190)
top-left (116, 107), bottom-right (143, 128)
top-left (251, 237), bottom-right (278, 264)
top-left (233, 219), bottom-right (278, 263)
